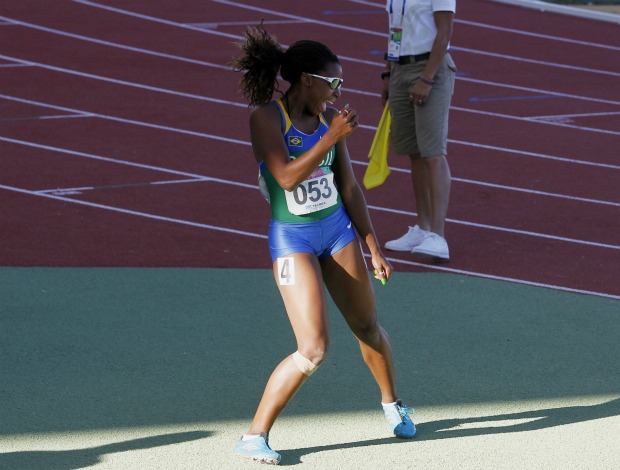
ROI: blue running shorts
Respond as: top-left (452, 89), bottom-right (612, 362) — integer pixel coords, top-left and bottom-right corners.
top-left (268, 205), bottom-right (357, 262)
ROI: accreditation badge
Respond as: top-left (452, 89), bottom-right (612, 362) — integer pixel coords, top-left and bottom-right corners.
top-left (387, 27), bottom-right (402, 61)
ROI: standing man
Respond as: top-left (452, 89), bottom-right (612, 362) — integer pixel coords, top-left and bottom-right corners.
top-left (381, 0), bottom-right (457, 261)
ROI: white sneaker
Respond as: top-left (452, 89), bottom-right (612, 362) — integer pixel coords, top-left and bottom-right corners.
top-left (412, 233), bottom-right (449, 260)
top-left (385, 225), bottom-right (430, 251)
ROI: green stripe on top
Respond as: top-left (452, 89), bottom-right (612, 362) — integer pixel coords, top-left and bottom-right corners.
top-left (259, 100), bottom-right (341, 223)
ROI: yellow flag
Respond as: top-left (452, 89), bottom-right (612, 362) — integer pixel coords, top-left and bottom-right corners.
top-left (363, 104), bottom-right (392, 189)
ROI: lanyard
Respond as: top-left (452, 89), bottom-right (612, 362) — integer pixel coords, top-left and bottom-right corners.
top-left (389, 0), bottom-right (406, 28)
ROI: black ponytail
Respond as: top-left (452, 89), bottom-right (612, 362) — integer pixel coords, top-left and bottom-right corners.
top-left (231, 23), bottom-right (284, 106)
top-left (232, 24), bottom-right (340, 106)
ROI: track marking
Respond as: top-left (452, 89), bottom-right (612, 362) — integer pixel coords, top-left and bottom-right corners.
top-left (349, 0), bottom-right (620, 50)
top-left (209, 0), bottom-right (620, 79)
top-left (0, 182), bottom-right (267, 240)
top-left (367, 203), bottom-right (620, 251)
top-left (447, 138), bottom-right (620, 170)
top-left (2, 135), bottom-right (618, 251)
top-left (70, 2), bottom-right (620, 87)
top-left (38, 177), bottom-right (222, 196)
top-left (1, 54), bottom-right (619, 165)
top-left (0, 53), bottom-right (248, 108)
top-left (0, 113), bottom-right (93, 122)
top-left (2, 94), bottom-right (619, 204)
top-left (2, 12), bottom-right (618, 114)
top-left (188, 20), bottom-right (307, 29)
top-left (452, 46), bottom-right (620, 79)
top-left (6, 11), bottom-right (617, 114)
top-left (0, 135), bottom-right (252, 185)
top-left (0, 181), bottom-right (617, 300)
top-left (530, 111), bottom-right (620, 120)
top-left (349, 160), bottom-right (620, 208)
top-left (380, 255), bottom-right (620, 300)
top-left (2, 94), bottom-right (619, 205)
top-left (1, 1), bottom-right (616, 299)
top-left (451, 104), bottom-right (620, 136)
top-left (0, 93), bottom-right (250, 145)
top-left (0, 15), bottom-right (231, 70)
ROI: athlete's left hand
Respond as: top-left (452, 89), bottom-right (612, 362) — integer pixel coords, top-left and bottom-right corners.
top-left (372, 254), bottom-right (393, 284)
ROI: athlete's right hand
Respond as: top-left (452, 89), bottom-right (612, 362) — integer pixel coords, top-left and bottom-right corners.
top-left (330, 105), bottom-right (359, 140)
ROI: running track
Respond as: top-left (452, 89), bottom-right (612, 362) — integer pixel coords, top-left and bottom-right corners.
top-left (0, 0), bottom-right (619, 299)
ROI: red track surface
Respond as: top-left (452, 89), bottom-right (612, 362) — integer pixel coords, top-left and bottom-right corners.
top-left (1, 0), bottom-right (619, 298)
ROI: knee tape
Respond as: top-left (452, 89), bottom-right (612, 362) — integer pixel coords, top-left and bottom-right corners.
top-left (292, 351), bottom-right (319, 376)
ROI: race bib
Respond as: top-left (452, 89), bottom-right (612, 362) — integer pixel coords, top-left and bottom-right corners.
top-left (285, 170), bottom-right (338, 215)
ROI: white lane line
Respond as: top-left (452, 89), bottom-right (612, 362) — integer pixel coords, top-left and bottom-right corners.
top-left (0, 135), bottom-right (249, 182)
top-left (37, 177), bottom-right (231, 195)
top-left (349, 160), bottom-right (620, 208)
top-left (209, 0), bottom-right (620, 77)
top-left (451, 104), bottom-right (620, 136)
top-left (71, 1), bottom-right (620, 84)
top-left (368, 203), bottom-right (620, 251)
top-left (0, 53), bottom-right (248, 108)
top-left (349, 0), bottom-right (620, 50)
top-left (381, 255), bottom-right (620, 301)
top-left (189, 20), bottom-right (307, 29)
top-left (1, 181), bottom-right (617, 300)
top-left (2, 134), bottom-right (618, 251)
top-left (3, 11), bottom-right (619, 110)
top-left (453, 76), bottom-right (620, 108)
top-left (0, 14), bottom-right (230, 70)
top-left (2, 52), bottom-right (619, 165)
top-left (447, 138), bottom-right (620, 170)
top-left (451, 45), bottom-right (620, 78)
top-left (531, 111), bottom-right (620, 120)
top-left (2, 93), bottom-right (619, 205)
top-left (0, 93), bottom-right (250, 146)
top-left (0, 182), bottom-right (267, 240)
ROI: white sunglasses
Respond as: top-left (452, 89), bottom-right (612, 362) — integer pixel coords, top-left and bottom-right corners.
top-left (303, 73), bottom-right (344, 90)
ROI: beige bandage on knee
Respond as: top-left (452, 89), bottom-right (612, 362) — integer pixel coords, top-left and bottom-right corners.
top-left (292, 351), bottom-right (318, 376)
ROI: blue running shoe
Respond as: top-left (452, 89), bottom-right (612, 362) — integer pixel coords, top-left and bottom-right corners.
top-left (234, 433), bottom-right (281, 465)
top-left (382, 400), bottom-right (417, 438)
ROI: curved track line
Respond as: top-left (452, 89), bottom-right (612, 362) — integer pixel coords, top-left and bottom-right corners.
top-left (0, 183), bottom-right (266, 240)
top-left (0, 93), bottom-right (250, 145)
top-left (0, 54), bottom-right (247, 108)
top-left (349, 161), bottom-right (620, 208)
top-left (2, 135), bottom-right (618, 251)
top-left (0, 15), bottom-right (229, 69)
top-left (0, 54), bottom-right (620, 160)
top-left (451, 45), bottom-right (620, 78)
top-left (70, 2), bottom-right (620, 83)
top-left (350, 0), bottom-right (620, 50)
top-left (210, 0), bottom-right (619, 77)
top-left (3, 13), bottom-right (619, 111)
top-left (2, 91), bottom-right (618, 204)
top-left (1, 181), bottom-right (617, 300)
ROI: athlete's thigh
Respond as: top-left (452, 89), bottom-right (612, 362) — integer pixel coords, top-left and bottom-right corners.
top-left (320, 240), bottom-right (377, 328)
top-left (273, 252), bottom-right (329, 345)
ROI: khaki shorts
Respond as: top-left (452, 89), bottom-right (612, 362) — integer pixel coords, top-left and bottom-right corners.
top-left (388, 53), bottom-right (457, 157)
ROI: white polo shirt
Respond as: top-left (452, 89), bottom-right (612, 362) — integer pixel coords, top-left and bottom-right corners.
top-left (386, 0), bottom-right (456, 56)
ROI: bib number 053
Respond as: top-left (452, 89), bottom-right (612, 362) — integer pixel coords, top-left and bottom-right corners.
top-left (285, 172), bottom-right (338, 215)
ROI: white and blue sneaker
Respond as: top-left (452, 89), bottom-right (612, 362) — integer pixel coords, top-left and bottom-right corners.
top-left (382, 400), bottom-right (417, 439)
top-left (234, 433), bottom-right (281, 465)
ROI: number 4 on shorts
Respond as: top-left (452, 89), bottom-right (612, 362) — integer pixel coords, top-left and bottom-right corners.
top-left (277, 257), bottom-right (295, 285)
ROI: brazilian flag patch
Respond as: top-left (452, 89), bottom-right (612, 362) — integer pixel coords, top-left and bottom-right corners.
top-left (288, 135), bottom-right (303, 147)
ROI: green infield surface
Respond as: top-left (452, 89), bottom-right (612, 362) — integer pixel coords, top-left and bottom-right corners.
top-left (1, 268), bottom-right (618, 469)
